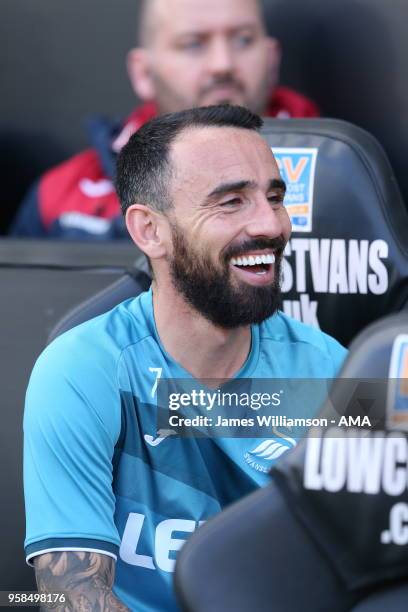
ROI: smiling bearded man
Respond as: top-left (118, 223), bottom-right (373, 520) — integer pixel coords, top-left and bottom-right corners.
top-left (24, 106), bottom-right (346, 612)
top-left (121, 105), bottom-right (292, 339)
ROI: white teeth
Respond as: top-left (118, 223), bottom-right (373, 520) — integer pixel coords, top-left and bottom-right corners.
top-left (231, 253), bottom-right (276, 266)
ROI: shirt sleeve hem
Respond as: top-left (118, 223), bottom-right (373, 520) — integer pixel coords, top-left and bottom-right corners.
top-left (25, 538), bottom-right (119, 567)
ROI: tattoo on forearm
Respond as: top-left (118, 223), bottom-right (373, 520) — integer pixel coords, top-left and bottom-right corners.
top-left (34, 552), bottom-right (129, 611)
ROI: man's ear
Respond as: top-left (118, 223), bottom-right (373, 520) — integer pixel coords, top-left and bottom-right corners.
top-left (127, 48), bottom-right (156, 101)
top-left (126, 204), bottom-right (167, 259)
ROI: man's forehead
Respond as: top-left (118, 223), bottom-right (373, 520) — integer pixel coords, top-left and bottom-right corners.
top-left (170, 127), bottom-right (278, 190)
top-left (146, 0), bottom-right (263, 38)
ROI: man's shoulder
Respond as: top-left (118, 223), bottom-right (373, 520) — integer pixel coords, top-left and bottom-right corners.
top-left (260, 311), bottom-right (347, 360)
top-left (38, 103), bottom-right (154, 194)
top-left (25, 292), bottom-right (155, 445)
top-left (34, 147), bottom-right (121, 234)
top-left (41, 149), bottom-right (102, 188)
top-left (35, 291), bottom-right (154, 376)
top-left (268, 86), bottom-right (320, 118)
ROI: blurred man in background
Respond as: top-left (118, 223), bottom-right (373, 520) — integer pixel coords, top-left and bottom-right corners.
top-left (11, 0), bottom-right (319, 239)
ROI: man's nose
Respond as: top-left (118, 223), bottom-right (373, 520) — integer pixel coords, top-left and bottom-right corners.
top-left (246, 197), bottom-right (286, 239)
top-left (207, 38), bottom-right (234, 74)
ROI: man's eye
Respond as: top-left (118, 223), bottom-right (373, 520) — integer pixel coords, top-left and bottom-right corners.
top-left (180, 39), bottom-right (204, 51)
top-left (220, 198), bottom-right (241, 207)
top-left (233, 33), bottom-right (255, 49)
top-left (268, 195), bottom-right (285, 207)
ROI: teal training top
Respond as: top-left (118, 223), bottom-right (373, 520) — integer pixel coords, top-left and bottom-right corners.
top-left (24, 289), bottom-right (347, 611)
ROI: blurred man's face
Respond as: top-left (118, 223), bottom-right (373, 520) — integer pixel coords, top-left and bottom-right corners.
top-left (161, 126), bottom-right (291, 328)
top-left (129, 0), bottom-right (280, 115)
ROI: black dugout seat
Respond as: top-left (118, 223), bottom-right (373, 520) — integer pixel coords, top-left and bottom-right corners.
top-left (174, 311), bottom-right (408, 611)
top-left (47, 266), bottom-right (151, 343)
top-left (0, 238), bottom-right (141, 592)
top-left (261, 118), bottom-right (408, 346)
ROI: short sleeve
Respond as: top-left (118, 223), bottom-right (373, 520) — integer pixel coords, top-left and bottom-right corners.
top-left (23, 331), bottom-right (122, 565)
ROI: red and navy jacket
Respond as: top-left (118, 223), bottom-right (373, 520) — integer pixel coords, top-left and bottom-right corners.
top-left (10, 88), bottom-right (319, 240)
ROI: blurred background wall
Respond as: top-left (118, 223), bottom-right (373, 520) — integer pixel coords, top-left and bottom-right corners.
top-left (1, 0), bottom-right (407, 233)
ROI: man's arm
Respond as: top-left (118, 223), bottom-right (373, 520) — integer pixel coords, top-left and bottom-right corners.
top-left (34, 552), bottom-right (129, 611)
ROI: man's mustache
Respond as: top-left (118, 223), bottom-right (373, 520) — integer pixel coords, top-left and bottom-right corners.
top-left (200, 76), bottom-right (244, 97)
top-left (223, 237), bottom-right (287, 263)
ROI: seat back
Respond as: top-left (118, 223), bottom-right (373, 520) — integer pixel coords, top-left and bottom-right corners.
top-left (261, 118), bottom-right (408, 345)
top-left (47, 267), bottom-right (151, 343)
top-left (175, 311), bottom-right (408, 611)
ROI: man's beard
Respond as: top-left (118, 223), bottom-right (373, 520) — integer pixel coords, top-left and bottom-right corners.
top-left (152, 72), bottom-right (271, 116)
top-left (168, 223), bottom-right (285, 329)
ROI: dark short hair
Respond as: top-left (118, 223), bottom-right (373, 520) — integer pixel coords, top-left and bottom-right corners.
top-left (116, 104), bottom-right (263, 215)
